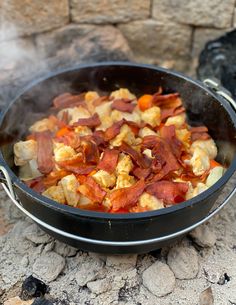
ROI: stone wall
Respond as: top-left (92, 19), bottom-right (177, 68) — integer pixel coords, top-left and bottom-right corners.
top-left (0, 0), bottom-right (235, 99)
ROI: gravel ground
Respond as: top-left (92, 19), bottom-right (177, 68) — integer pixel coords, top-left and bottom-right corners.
top-left (0, 174), bottom-right (235, 305)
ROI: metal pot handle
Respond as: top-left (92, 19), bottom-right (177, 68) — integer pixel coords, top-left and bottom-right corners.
top-left (1, 166), bottom-right (235, 246)
top-left (203, 78), bottom-right (236, 111)
top-left (0, 166), bottom-right (16, 200)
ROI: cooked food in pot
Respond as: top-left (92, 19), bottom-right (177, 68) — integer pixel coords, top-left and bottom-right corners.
top-left (13, 87), bottom-right (225, 213)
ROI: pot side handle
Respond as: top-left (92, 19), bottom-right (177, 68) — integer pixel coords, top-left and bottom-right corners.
top-left (203, 78), bottom-right (236, 111)
top-left (0, 165), bottom-right (16, 200)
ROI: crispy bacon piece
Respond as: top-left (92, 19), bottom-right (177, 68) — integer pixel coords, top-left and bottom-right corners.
top-left (161, 106), bottom-right (186, 121)
top-left (152, 93), bottom-right (182, 109)
top-left (104, 119), bottom-right (125, 141)
top-left (190, 126), bottom-right (210, 142)
top-left (25, 177), bottom-right (45, 193)
top-left (132, 167), bottom-right (151, 179)
top-left (53, 93), bottom-right (86, 109)
top-left (119, 142), bottom-right (151, 168)
top-left (97, 148), bottom-right (119, 174)
top-left (160, 125), bottom-right (183, 158)
top-left (89, 130), bottom-right (107, 147)
top-left (78, 176), bottom-right (106, 203)
top-left (109, 179), bottom-right (146, 212)
top-left (190, 126), bottom-right (208, 133)
top-left (146, 180), bottom-right (189, 204)
top-left (142, 135), bottom-right (159, 150)
top-left (111, 99), bottom-right (136, 113)
top-left (124, 120), bottom-right (141, 136)
top-left (43, 169), bottom-right (70, 188)
top-left (56, 131), bottom-right (81, 149)
top-left (58, 163), bottom-right (95, 175)
top-left (48, 115), bottom-right (67, 129)
top-left (73, 113), bottom-right (101, 128)
top-left (35, 131), bottom-right (54, 174)
top-left (151, 138), bottom-right (181, 181)
top-left (80, 140), bottom-right (100, 164)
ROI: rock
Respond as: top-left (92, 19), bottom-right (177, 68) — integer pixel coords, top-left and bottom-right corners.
top-left (152, 0), bottom-right (235, 29)
top-left (87, 278), bottom-right (112, 295)
top-left (20, 275), bottom-right (49, 300)
top-left (54, 241), bottom-right (77, 257)
top-left (4, 296), bottom-right (33, 305)
top-left (71, 0), bottom-right (150, 24)
top-left (0, 0), bottom-right (69, 40)
top-left (119, 20), bottom-right (191, 64)
top-left (189, 225), bottom-right (217, 248)
top-left (199, 287), bottom-right (214, 305)
top-left (167, 245), bottom-right (199, 279)
top-left (142, 261), bottom-right (175, 297)
top-left (35, 24), bottom-right (133, 64)
top-left (106, 254), bottom-right (137, 270)
top-left (192, 28), bottom-right (227, 58)
top-left (75, 257), bottom-right (104, 286)
top-left (23, 224), bottom-right (52, 244)
top-left (33, 252), bottom-right (65, 282)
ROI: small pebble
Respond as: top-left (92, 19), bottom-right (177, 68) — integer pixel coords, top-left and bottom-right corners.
top-left (199, 287), bottom-right (214, 305)
top-left (33, 252), bottom-right (65, 282)
top-left (87, 278), bottom-right (112, 295)
top-left (24, 224), bottom-right (52, 244)
top-left (75, 257), bottom-right (104, 286)
top-left (167, 245), bottom-right (199, 279)
top-left (189, 225), bottom-right (216, 248)
top-left (106, 254), bottom-right (137, 269)
top-left (54, 241), bottom-right (77, 257)
top-left (142, 261), bottom-right (175, 297)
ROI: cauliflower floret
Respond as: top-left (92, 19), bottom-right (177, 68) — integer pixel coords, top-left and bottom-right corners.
top-left (165, 114), bottom-right (186, 128)
top-left (95, 101), bottom-right (112, 117)
top-left (143, 149), bottom-right (154, 159)
top-left (192, 183), bottom-right (208, 198)
top-left (191, 139), bottom-right (217, 160)
top-left (92, 170), bottom-right (116, 188)
top-left (97, 115), bottom-right (113, 131)
top-left (58, 106), bottom-right (91, 125)
top-left (141, 106), bottom-right (161, 127)
top-left (29, 118), bottom-right (55, 133)
top-left (116, 173), bottom-right (136, 189)
top-left (176, 128), bottom-right (191, 149)
top-left (14, 140), bottom-right (37, 166)
top-left (206, 166), bottom-right (224, 187)
top-left (138, 192), bottom-right (164, 211)
top-left (110, 88), bottom-right (136, 100)
top-left (59, 174), bottom-right (80, 207)
top-left (190, 146), bottom-right (210, 176)
top-left (111, 109), bottom-right (141, 124)
top-left (54, 143), bottom-right (76, 162)
top-left (19, 159), bottom-right (42, 181)
top-left (74, 126), bottom-right (92, 136)
top-left (110, 124), bottom-right (136, 147)
top-left (42, 185), bottom-right (66, 204)
top-left (116, 153), bottom-right (133, 175)
top-left (139, 127), bottom-right (157, 138)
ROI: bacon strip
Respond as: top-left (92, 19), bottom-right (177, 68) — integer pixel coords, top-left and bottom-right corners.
top-left (53, 93), bottom-right (86, 109)
top-left (132, 167), bottom-right (151, 180)
top-left (25, 177), bottom-right (45, 193)
top-left (119, 142), bottom-right (151, 168)
top-left (152, 93), bottom-right (182, 109)
top-left (55, 131), bottom-right (80, 149)
top-left (111, 99), bottom-right (136, 113)
top-left (190, 126), bottom-right (210, 142)
top-left (35, 131), bottom-right (54, 174)
top-left (190, 126), bottom-right (208, 133)
top-left (104, 119), bottom-right (125, 141)
top-left (43, 170), bottom-right (70, 188)
top-left (161, 106), bottom-right (186, 121)
top-left (80, 140), bottom-right (100, 164)
top-left (109, 179), bottom-right (145, 212)
top-left (78, 176), bottom-right (106, 203)
top-left (73, 113), bottom-right (101, 128)
top-left (57, 163), bottom-right (95, 175)
top-left (142, 135), bottom-right (159, 150)
top-left (160, 125), bottom-right (183, 158)
top-left (146, 180), bottom-right (189, 204)
top-left (97, 149), bottom-right (119, 174)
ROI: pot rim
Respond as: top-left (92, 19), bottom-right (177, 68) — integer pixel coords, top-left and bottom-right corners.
top-left (0, 61), bottom-right (236, 220)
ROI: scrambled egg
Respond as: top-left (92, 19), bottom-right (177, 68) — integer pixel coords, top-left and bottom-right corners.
top-left (42, 185), bottom-right (66, 204)
top-left (116, 153), bottom-right (133, 175)
top-left (191, 139), bottom-right (217, 160)
top-left (190, 146), bottom-right (210, 176)
top-left (29, 118), bottom-right (55, 133)
top-left (116, 173), bottom-right (136, 189)
top-left (59, 174), bottom-right (80, 207)
top-left (138, 192), bottom-right (164, 210)
top-left (111, 109), bottom-right (141, 124)
top-left (14, 140), bottom-right (37, 166)
top-left (54, 143), bottom-right (77, 162)
top-left (206, 166), bottom-right (224, 187)
top-left (141, 106), bottom-right (161, 127)
top-left (110, 88), bottom-right (136, 100)
top-left (139, 127), bottom-right (157, 137)
top-left (165, 114), bottom-right (186, 128)
top-left (111, 124), bottom-right (137, 147)
top-left (92, 170), bottom-right (116, 188)
top-left (58, 106), bottom-right (91, 124)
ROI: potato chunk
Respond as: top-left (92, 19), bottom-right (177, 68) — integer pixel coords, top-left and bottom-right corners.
top-left (138, 192), bottom-right (164, 210)
top-left (29, 118), bottom-right (55, 133)
top-left (14, 140), bottom-right (37, 166)
top-left (42, 185), bottom-right (66, 204)
top-left (165, 114), bottom-right (185, 128)
top-left (190, 139), bottom-right (217, 160)
top-left (206, 166), bottom-right (224, 187)
top-left (116, 153), bottom-right (133, 175)
top-left (92, 170), bottom-right (116, 188)
top-left (116, 173), bottom-right (136, 189)
top-left (110, 88), bottom-right (136, 100)
top-left (190, 146), bottom-right (210, 176)
top-left (141, 106), bottom-right (161, 127)
top-left (60, 174), bottom-right (80, 207)
top-left (54, 143), bottom-right (76, 162)
top-left (111, 124), bottom-right (136, 147)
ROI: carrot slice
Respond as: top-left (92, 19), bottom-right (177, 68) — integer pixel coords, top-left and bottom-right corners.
top-left (210, 159), bottom-right (222, 168)
top-left (138, 94), bottom-right (153, 111)
top-left (56, 126), bottom-right (71, 137)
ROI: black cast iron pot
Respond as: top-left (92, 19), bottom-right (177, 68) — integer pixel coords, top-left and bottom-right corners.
top-left (0, 62), bottom-right (236, 254)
